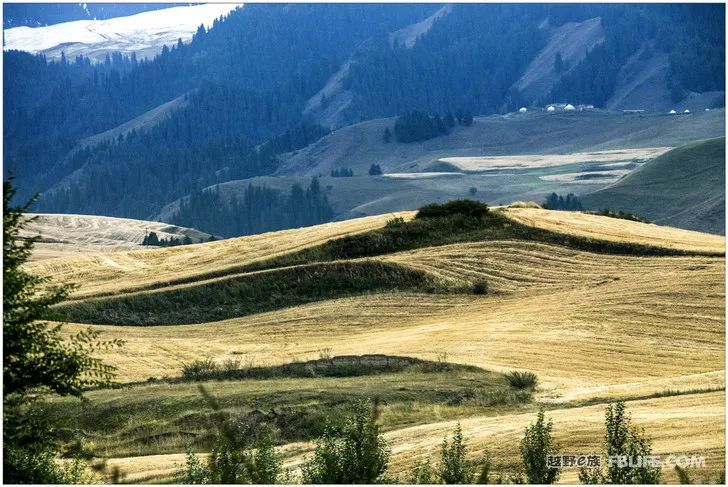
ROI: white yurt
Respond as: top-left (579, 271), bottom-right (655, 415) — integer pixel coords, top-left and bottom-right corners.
top-left (546, 105), bottom-right (556, 112)
top-left (669, 109), bottom-right (677, 114)
top-left (519, 107), bottom-right (528, 113)
top-left (564, 104), bottom-right (576, 111)
top-left (684, 109), bottom-right (690, 113)
top-left (705, 108), bottom-right (711, 112)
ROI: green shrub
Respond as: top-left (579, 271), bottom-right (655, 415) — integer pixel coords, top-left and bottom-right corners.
top-left (182, 358), bottom-right (219, 380)
top-left (472, 280), bottom-right (488, 295)
top-left (438, 424), bottom-right (474, 483)
top-left (301, 400), bottom-right (391, 484)
top-left (3, 444), bottom-right (91, 484)
top-left (416, 199), bottom-right (490, 219)
top-left (520, 409), bottom-right (560, 484)
top-left (385, 216), bottom-right (406, 227)
top-left (408, 460), bottom-right (436, 484)
top-left (505, 371), bottom-right (538, 390)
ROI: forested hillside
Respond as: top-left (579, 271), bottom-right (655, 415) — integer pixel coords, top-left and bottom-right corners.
top-left (4, 3), bottom-right (724, 224)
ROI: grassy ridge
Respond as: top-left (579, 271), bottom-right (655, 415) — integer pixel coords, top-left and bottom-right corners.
top-left (54, 203), bottom-right (722, 326)
top-left (106, 207), bottom-right (722, 294)
top-left (247, 207), bottom-right (717, 273)
top-left (56, 261), bottom-right (451, 325)
top-left (49, 358), bottom-right (530, 459)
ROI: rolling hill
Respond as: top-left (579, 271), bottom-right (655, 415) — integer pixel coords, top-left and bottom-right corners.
top-left (29, 205), bottom-right (724, 482)
top-left (20, 213), bottom-right (213, 261)
top-left (581, 137), bottom-right (726, 234)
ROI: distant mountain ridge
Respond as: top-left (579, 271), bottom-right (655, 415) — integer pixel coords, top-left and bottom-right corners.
top-left (3, 3), bottom-right (724, 223)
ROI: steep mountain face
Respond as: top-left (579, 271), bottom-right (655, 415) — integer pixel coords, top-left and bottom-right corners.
top-left (4, 3), bottom-right (724, 222)
top-left (581, 138), bottom-right (726, 235)
top-left (512, 17), bottom-right (605, 103)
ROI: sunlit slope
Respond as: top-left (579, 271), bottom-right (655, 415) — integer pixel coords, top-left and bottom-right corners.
top-left (26, 212), bottom-right (414, 299)
top-left (61, 241), bottom-right (724, 400)
top-left (21, 213), bottom-right (212, 261)
top-left (383, 391), bottom-right (725, 483)
top-left (581, 137), bottom-right (726, 234)
top-left (46, 208), bottom-right (724, 483)
top-left (503, 207), bottom-right (725, 254)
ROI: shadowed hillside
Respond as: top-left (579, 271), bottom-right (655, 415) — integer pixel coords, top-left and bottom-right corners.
top-left (581, 137), bottom-right (726, 234)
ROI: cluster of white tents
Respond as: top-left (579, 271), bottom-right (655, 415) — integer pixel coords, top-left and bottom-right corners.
top-left (517, 105), bottom-right (708, 115)
top-left (518, 103), bottom-right (577, 113)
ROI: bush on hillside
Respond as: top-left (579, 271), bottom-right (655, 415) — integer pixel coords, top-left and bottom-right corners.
top-left (416, 200), bottom-right (490, 219)
top-left (578, 401), bottom-right (661, 484)
top-left (472, 280), bottom-right (488, 295)
top-left (520, 409), bottom-right (560, 484)
top-left (505, 371), bottom-right (538, 390)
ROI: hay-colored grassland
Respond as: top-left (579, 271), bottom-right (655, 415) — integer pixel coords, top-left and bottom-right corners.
top-left (26, 212), bottom-right (415, 298)
top-left (439, 147), bottom-right (670, 171)
top-left (504, 207), bottom-right (725, 254)
top-left (98, 391), bottom-right (724, 484)
top-left (21, 213), bottom-right (212, 261)
top-left (38, 209), bottom-right (724, 483)
top-left (60, 240), bottom-right (724, 401)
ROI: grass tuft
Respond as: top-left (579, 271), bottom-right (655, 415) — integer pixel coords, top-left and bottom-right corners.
top-left (505, 371), bottom-right (538, 390)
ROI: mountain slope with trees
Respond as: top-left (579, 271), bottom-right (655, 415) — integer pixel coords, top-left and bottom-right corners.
top-left (4, 3), bottom-right (724, 224)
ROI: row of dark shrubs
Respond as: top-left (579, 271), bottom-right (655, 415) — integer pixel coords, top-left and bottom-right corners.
top-left (180, 355), bottom-right (480, 382)
top-left (56, 260), bottom-right (446, 326)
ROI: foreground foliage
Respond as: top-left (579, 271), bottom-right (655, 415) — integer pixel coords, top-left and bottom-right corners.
top-left (519, 409), bottom-right (560, 484)
top-left (301, 400), bottom-right (392, 483)
top-left (3, 178), bottom-right (122, 483)
top-left (179, 386), bottom-right (286, 484)
top-left (579, 401), bottom-right (662, 484)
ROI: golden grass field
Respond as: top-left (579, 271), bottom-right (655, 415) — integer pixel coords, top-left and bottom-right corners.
top-left (35, 208), bottom-right (724, 483)
top-left (26, 211), bottom-right (415, 298)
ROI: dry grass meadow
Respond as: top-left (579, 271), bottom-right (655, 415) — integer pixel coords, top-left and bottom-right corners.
top-left (34, 208), bottom-right (724, 483)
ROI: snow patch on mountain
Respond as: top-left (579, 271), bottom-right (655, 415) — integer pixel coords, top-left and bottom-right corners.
top-left (4, 3), bottom-right (242, 62)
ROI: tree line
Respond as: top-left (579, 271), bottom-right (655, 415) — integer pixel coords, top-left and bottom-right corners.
top-left (170, 178), bottom-right (334, 238)
top-left (392, 110), bottom-right (472, 143)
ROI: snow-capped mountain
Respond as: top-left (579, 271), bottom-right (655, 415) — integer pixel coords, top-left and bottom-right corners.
top-left (3, 3), bottom-right (242, 62)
